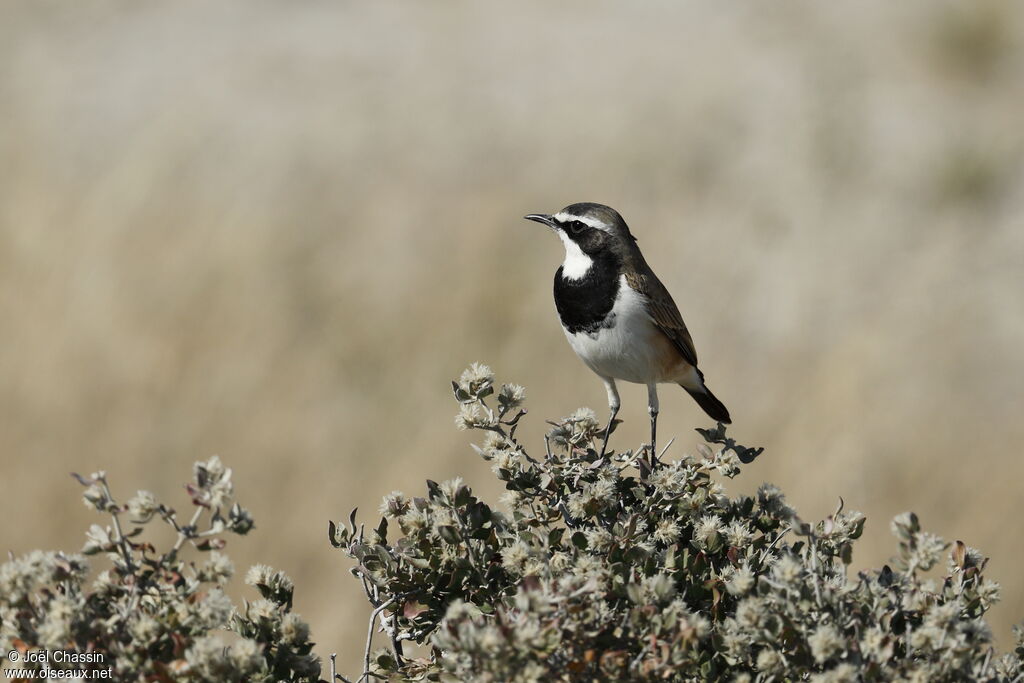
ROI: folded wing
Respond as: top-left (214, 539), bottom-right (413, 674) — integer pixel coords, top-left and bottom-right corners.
top-left (624, 271), bottom-right (699, 368)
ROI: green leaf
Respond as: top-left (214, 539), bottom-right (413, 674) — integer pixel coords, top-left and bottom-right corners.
top-left (452, 381), bottom-right (472, 403)
top-left (850, 516), bottom-right (867, 540)
top-left (438, 526), bottom-right (460, 544)
top-left (328, 521), bottom-right (345, 547)
top-left (403, 600), bottom-right (429, 619)
top-left (454, 485), bottom-right (473, 507)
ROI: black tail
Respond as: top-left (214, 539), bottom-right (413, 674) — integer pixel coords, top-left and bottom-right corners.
top-left (682, 383), bottom-right (732, 424)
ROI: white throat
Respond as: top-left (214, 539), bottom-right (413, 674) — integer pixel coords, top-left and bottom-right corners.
top-left (558, 232), bottom-right (593, 280)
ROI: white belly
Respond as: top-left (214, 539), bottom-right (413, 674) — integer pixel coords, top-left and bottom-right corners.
top-left (562, 276), bottom-right (694, 385)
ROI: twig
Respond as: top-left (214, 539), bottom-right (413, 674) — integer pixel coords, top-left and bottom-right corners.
top-left (361, 596), bottom-right (398, 682)
top-left (172, 506), bottom-right (206, 553)
top-left (759, 526), bottom-right (791, 565)
top-left (808, 532), bottom-right (823, 607)
top-left (616, 448), bottom-right (645, 473)
top-left (98, 475), bottom-right (134, 573)
top-left (388, 614), bottom-right (405, 667)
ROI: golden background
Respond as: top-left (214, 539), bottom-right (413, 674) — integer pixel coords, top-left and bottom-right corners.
top-left (2, 0), bottom-right (1022, 672)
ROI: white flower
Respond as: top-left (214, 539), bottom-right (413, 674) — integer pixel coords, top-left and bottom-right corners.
top-left (197, 588), bottom-right (234, 628)
top-left (193, 456), bottom-right (234, 508)
top-left (653, 519), bottom-right (681, 545)
top-left (199, 552), bottom-right (234, 584)
top-left (82, 483), bottom-right (109, 511)
top-left (378, 491), bottom-right (409, 518)
top-left (910, 531), bottom-right (947, 571)
top-left (693, 514), bottom-right (723, 551)
top-left (725, 565), bottom-right (755, 596)
top-left (440, 477), bottom-right (466, 500)
top-left (756, 648), bottom-right (783, 674)
top-left (771, 554), bottom-right (803, 584)
top-left (126, 490), bottom-right (159, 522)
top-left (130, 614), bottom-right (161, 641)
top-left (584, 528), bottom-right (613, 553)
top-left (925, 601), bottom-right (961, 629)
top-left (860, 626), bottom-right (891, 661)
top-left (734, 597), bottom-right (766, 629)
top-left (37, 594), bottom-right (77, 648)
top-left (498, 383), bottom-right (526, 409)
top-left (399, 507), bottom-right (430, 534)
top-left (890, 511), bottom-right (919, 541)
top-left (83, 524), bottom-right (113, 554)
top-left (808, 623), bottom-right (843, 663)
top-left (247, 598), bottom-right (279, 624)
top-left (245, 564), bottom-right (274, 587)
top-left (459, 362), bottom-right (494, 395)
top-left (757, 484), bottom-right (795, 519)
top-left (977, 579), bottom-right (1001, 607)
top-left (501, 540), bottom-right (532, 575)
top-left (228, 638), bottom-right (265, 675)
top-left (455, 403), bottom-right (483, 430)
top-left (724, 520), bottom-right (754, 548)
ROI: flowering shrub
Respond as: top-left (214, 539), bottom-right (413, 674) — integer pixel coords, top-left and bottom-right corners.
top-left (332, 364), bottom-right (1024, 682)
top-left (3, 364), bottom-right (1021, 682)
top-left (0, 459), bottom-right (320, 682)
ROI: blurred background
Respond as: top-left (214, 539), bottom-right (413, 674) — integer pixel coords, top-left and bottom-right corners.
top-left (2, 0), bottom-right (1022, 671)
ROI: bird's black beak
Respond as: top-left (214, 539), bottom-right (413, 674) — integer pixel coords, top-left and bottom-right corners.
top-left (524, 213), bottom-right (556, 228)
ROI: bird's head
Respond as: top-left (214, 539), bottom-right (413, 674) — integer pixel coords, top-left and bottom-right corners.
top-left (524, 203), bottom-right (636, 273)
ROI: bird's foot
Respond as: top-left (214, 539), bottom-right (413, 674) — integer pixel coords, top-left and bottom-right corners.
top-left (647, 442), bottom-right (661, 469)
top-left (598, 418), bottom-right (620, 460)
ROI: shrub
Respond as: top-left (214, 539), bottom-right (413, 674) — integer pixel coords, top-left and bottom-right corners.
top-left (0, 458), bottom-right (320, 682)
top-left (331, 363), bottom-right (1024, 682)
top-left (2, 364), bottom-right (1020, 682)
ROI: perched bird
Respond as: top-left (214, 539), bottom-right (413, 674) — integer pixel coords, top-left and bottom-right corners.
top-left (524, 202), bottom-right (731, 459)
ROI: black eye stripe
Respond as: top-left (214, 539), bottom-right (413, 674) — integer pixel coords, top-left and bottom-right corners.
top-left (554, 217), bottom-right (591, 233)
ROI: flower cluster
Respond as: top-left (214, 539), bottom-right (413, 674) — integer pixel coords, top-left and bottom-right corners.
top-left (0, 462), bottom-right (319, 681)
top-left (332, 364), bottom-right (1024, 682)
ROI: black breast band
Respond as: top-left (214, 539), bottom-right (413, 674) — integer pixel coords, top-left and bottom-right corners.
top-left (553, 254), bottom-right (621, 335)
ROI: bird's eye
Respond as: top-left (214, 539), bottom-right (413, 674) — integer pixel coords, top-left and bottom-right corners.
top-left (569, 221), bottom-right (586, 233)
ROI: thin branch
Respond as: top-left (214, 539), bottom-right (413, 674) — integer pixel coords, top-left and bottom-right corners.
top-left (98, 475), bottom-right (134, 573)
top-left (360, 596), bottom-right (398, 682)
top-left (980, 647), bottom-right (993, 678)
top-left (759, 526), bottom-right (792, 566)
top-left (617, 448), bottom-right (646, 473)
top-left (808, 531), bottom-right (823, 608)
top-left (172, 506), bottom-right (206, 553)
top-left (387, 612), bottom-right (405, 667)
top-left (331, 653), bottom-right (352, 683)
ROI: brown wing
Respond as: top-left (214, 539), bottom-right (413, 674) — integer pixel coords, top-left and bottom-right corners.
top-left (624, 271), bottom-right (699, 368)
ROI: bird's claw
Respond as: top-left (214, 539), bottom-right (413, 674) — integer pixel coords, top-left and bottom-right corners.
top-left (647, 442), bottom-right (661, 469)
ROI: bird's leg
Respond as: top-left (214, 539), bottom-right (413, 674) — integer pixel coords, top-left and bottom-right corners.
top-left (599, 377), bottom-right (620, 459)
top-left (647, 383), bottom-right (660, 468)
top-left (600, 405), bottom-right (619, 460)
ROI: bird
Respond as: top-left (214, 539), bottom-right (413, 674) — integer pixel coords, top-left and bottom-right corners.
top-left (524, 202), bottom-right (731, 461)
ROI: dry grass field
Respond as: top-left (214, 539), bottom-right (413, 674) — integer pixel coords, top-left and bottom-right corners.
top-left (2, 0), bottom-right (1022, 672)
